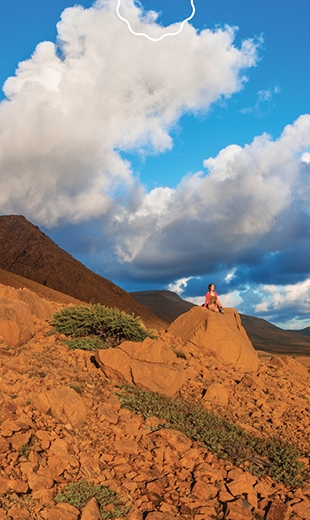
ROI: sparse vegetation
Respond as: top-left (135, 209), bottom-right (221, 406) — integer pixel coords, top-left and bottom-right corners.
top-left (54, 480), bottom-right (128, 519)
top-left (19, 436), bottom-right (35, 459)
top-left (171, 347), bottom-right (187, 359)
top-left (66, 337), bottom-right (108, 351)
top-left (117, 386), bottom-right (308, 486)
top-left (50, 304), bottom-right (155, 347)
top-left (69, 383), bottom-right (84, 395)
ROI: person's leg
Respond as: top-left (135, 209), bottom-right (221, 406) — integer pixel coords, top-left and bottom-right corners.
top-left (216, 300), bottom-right (224, 314)
top-left (208, 304), bottom-right (219, 312)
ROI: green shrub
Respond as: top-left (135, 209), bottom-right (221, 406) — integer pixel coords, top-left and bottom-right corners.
top-left (50, 304), bottom-right (155, 346)
top-left (66, 337), bottom-right (108, 351)
top-left (117, 386), bottom-right (307, 486)
top-left (54, 480), bottom-right (128, 519)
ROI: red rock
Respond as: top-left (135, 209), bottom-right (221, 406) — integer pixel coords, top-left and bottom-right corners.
top-left (7, 506), bottom-right (29, 519)
top-left (32, 386), bottom-right (87, 428)
top-left (96, 339), bottom-right (186, 396)
top-left (226, 468), bottom-right (257, 497)
top-left (80, 498), bottom-right (101, 520)
top-left (265, 499), bottom-right (292, 520)
top-left (144, 513), bottom-right (176, 519)
top-left (113, 439), bottom-right (139, 455)
top-left (27, 471), bottom-right (54, 491)
top-left (225, 497), bottom-right (253, 519)
top-left (0, 285), bottom-right (52, 320)
top-left (292, 500), bottom-right (310, 519)
top-left (0, 297), bottom-right (35, 347)
top-left (42, 505), bottom-right (79, 520)
top-left (191, 480), bottom-right (218, 500)
top-left (9, 431), bottom-right (32, 450)
top-left (203, 383), bottom-right (229, 406)
top-left (269, 355), bottom-right (309, 377)
top-left (168, 307), bottom-right (259, 372)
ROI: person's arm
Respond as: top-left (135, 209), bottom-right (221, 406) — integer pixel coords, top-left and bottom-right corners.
top-left (203, 293), bottom-right (210, 307)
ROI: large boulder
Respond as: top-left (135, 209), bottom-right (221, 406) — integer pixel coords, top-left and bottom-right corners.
top-left (0, 284), bottom-right (53, 348)
top-left (168, 307), bottom-right (259, 372)
top-left (0, 298), bottom-right (35, 347)
top-left (95, 337), bottom-right (186, 396)
top-left (0, 284), bottom-right (52, 320)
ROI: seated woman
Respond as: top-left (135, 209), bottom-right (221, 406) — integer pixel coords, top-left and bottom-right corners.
top-left (203, 283), bottom-right (224, 314)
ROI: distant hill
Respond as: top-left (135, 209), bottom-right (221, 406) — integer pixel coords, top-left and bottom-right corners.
top-left (290, 327), bottom-right (310, 337)
top-left (131, 289), bottom-right (310, 355)
top-left (0, 215), bottom-right (167, 330)
top-left (240, 314), bottom-right (310, 355)
top-left (130, 290), bottom-right (195, 323)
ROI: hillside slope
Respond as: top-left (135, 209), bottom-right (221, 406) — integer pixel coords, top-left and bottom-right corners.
top-left (0, 215), bottom-right (167, 330)
top-left (240, 314), bottom-right (310, 355)
top-left (130, 290), bottom-right (195, 323)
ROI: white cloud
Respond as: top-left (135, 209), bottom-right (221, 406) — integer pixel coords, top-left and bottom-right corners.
top-left (168, 277), bottom-right (193, 295)
top-left (0, 0), bottom-right (258, 226)
top-left (115, 115), bottom-right (310, 276)
top-left (220, 290), bottom-right (243, 308)
top-left (225, 268), bottom-right (237, 283)
top-left (301, 152), bottom-right (310, 164)
top-left (256, 279), bottom-right (310, 314)
top-left (240, 85), bottom-right (280, 117)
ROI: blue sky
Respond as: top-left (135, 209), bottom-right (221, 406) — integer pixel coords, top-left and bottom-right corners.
top-left (1, 0), bottom-right (310, 329)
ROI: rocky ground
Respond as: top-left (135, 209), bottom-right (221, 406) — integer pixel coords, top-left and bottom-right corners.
top-left (1, 292), bottom-right (310, 519)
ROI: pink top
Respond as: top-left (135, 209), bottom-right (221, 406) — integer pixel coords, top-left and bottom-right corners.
top-left (203, 291), bottom-right (218, 308)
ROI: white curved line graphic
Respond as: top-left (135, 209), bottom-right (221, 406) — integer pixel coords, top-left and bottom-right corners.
top-left (116, 0), bottom-right (196, 42)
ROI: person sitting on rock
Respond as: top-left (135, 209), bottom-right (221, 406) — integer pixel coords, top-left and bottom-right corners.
top-left (203, 283), bottom-right (224, 314)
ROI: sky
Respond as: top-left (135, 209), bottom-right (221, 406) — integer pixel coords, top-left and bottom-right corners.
top-left (0, 0), bottom-right (310, 330)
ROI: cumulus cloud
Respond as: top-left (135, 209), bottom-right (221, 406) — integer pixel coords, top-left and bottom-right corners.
top-left (0, 0), bottom-right (258, 225)
top-left (1, 0), bottom-right (310, 327)
top-left (253, 279), bottom-right (310, 326)
top-left (114, 115), bottom-right (310, 282)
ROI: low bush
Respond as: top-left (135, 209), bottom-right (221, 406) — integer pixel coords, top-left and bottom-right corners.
top-left (50, 304), bottom-right (155, 347)
top-left (54, 480), bottom-right (128, 519)
top-left (117, 386), bottom-right (308, 487)
top-left (66, 338), bottom-right (108, 351)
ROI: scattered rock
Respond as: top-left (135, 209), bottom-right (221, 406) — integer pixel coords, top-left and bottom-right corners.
top-left (0, 284), bottom-right (309, 519)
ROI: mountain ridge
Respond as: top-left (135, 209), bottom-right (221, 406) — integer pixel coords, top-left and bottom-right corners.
top-left (0, 215), bottom-right (167, 330)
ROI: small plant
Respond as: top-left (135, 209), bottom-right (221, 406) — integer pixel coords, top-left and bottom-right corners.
top-left (19, 444), bottom-right (31, 459)
top-left (50, 304), bottom-right (155, 347)
top-left (117, 386), bottom-right (308, 486)
top-left (69, 384), bottom-right (84, 395)
top-left (171, 347), bottom-right (187, 359)
top-left (19, 436), bottom-right (34, 459)
top-left (66, 338), bottom-right (108, 351)
top-left (54, 480), bottom-right (128, 519)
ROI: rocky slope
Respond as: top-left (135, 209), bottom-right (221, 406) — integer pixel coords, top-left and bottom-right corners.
top-left (0, 215), bottom-right (167, 331)
top-left (1, 284), bottom-right (310, 519)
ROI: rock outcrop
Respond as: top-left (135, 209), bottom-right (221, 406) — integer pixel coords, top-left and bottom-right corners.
top-left (0, 284), bottom-right (53, 348)
top-left (169, 306), bottom-right (259, 372)
top-left (96, 337), bottom-right (186, 396)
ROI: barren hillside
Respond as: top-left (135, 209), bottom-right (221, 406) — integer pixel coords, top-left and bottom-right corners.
top-left (0, 215), bottom-right (167, 330)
